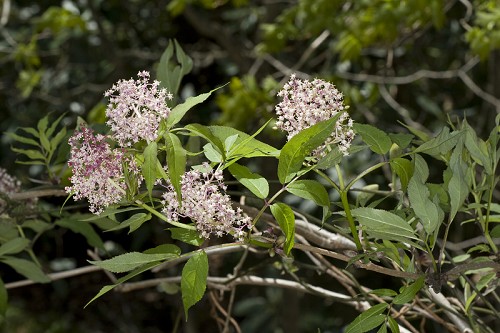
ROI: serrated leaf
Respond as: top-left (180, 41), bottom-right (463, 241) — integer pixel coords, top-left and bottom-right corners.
top-left (181, 250), bottom-right (208, 319)
top-left (169, 228), bottom-right (204, 246)
top-left (49, 127), bottom-right (67, 152)
top-left (389, 133), bottom-right (414, 149)
top-left (167, 87), bottom-right (221, 128)
top-left (316, 145), bottom-right (343, 169)
top-left (387, 317), bottom-right (400, 333)
top-left (412, 154), bottom-right (429, 182)
top-left (56, 218), bottom-right (104, 250)
top-left (89, 251), bottom-right (179, 273)
top-left (413, 127), bottom-right (463, 156)
top-left (345, 303), bottom-right (388, 333)
top-left (142, 141), bottom-right (158, 200)
top-left (11, 147), bottom-right (45, 161)
top-left (105, 213), bottom-right (152, 233)
top-left (0, 257), bottom-right (50, 283)
top-left (0, 238), bottom-right (30, 256)
top-left (369, 289), bottom-right (398, 297)
top-left (278, 116), bottom-right (340, 184)
top-left (209, 125), bottom-right (278, 159)
top-left (408, 177), bottom-right (440, 234)
top-left (6, 132), bottom-right (40, 147)
top-left (19, 126), bottom-right (40, 138)
top-left (85, 261), bottom-right (162, 307)
top-left (393, 277), bottom-right (425, 304)
top-left (390, 158), bottom-right (413, 191)
top-left (165, 133), bottom-right (186, 201)
top-left (448, 144), bottom-right (469, 221)
top-left (351, 207), bottom-right (417, 241)
top-left (287, 180), bottom-right (330, 207)
top-left (228, 163), bottom-right (269, 199)
top-left (143, 244), bottom-right (181, 256)
top-left (353, 123), bottom-right (392, 154)
top-left (203, 143), bottom-right (223, 162)
top-left (270, 203), bottom-right (295, 254)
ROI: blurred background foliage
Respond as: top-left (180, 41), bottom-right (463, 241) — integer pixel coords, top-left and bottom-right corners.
top-left (1, 0), bottom-right (500, 332)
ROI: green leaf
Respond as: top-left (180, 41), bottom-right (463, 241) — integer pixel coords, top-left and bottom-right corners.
top-left (448, 143), bottom-right (469, 221)
top-left (157, 39), bottom-right (193, 100)
top-left (464, 121), bottom-right (492, 174)
top-left (142, 141), bottom-right (158, 200)
top-left (228, 163), bottom-right (269, 199)
top-left (56, 218), bottom-right (105, 250)
top-left (167, 86), bottom-right (221, 128)
top-left (105, 213), bottom-right (152, 233)
top-left (278, 116), bottom-right (340, 184)
top-left (491, 225), bottom-right (500, 238)
top-left (89, 251), bottom-right (179, 273)
top-left (389, 133), bottom-right (414, 149)
top-left (377, 324), bottom-right (387, 333)
top-left (49, 127), bottom-right (67, 152)
top-left (6, 132), bottom-right (40, 147)
top-left (351, 208), bottom-right (417, 241)
top-left (369, 289), bottom-right (398, 297)
top-left (287, 180), bottom-right (330, 207)
top-left (393, 277), bottom-right (425, 304)
top-left (345, 303), bottom-right (388, 333)
top-left (390, 158), bottom-right (413, 191)
top-left (413, 127), bottom-right (463, 156)
top-left (37, 115), bottom-right (49, 136)
top-left (143, 244), bottom-right (181, 256)
top-left (0, 278), bottom-right (7, 320)
top-left (181, 250), bottom-right (208, 319)
top-left (80, 207), bottom-right (141, 221)
top-left (85, 261), bottom-right (162, 307)
top-left (0, 238), bottom-right (30, 256)
top-left (203, 143), bottom-right (223, 162)
top-left (316, 145), bottom-right (343, 170)
top-left (0, 257), bottom-right (50, 283)
top-left (165, 133), bottom-right (186, 201)
top-left (353, 123), bottom-right (392, 155)
top-left (208, 125), bottom-right (278, 159)
top-left (46, 113), bottom-right (65, 138)
top-left (412, 154), bottom-right (429, 182)
top-left (184, 124), bottom-right (224, 153)
top-left (11, 147), bottom-right (45, 161)
top-left (387, 317), bottom-right (400, 333)
top-left (19, 126), bottom-right (40, 138)
top-left (170, 228), bottom-right (204, 246)
top-left (408, 177), bottom-right (441, 234)
top-left (270, 203), bottom-right (295, 254)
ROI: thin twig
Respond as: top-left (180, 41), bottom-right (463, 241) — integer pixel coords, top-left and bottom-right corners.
top-left (5, 265), bottom-right (102, 289)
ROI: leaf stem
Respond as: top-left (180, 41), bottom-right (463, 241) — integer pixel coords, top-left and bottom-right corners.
top-left (135, 199), bottom-right (196, 230)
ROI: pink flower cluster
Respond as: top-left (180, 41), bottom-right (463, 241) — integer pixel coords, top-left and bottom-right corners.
top-left (0, 167), bottom-right (21, 211)
top-left (105, 71), bottom-right (173, 147)
top-left (275, 74), bottom-right (355, 156)
top-left (161, 164), bottom-right (252, 240)
top-left (65, 126), bottom-right (135, 214)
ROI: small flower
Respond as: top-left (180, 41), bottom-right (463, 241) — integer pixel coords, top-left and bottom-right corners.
top-left (65, 125), bottom-right (130, 214)
top-left (104, 71), bottom-right (173, 147)
top-left (161, 164), bottom-right (252, 240)
top-left (275, 74), bottom-right (355, 156)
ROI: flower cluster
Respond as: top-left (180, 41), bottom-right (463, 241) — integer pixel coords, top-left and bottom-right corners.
top-left (104, 71), bottom-right (173, 147)
top-left (275, 74), bottom-right (355, 156)
top-left (161, 164), bottom-right (252, 240)
top-left (65, 125), bottom-right (133, 214)
top-left (0, 167), bottom-right (21, 211)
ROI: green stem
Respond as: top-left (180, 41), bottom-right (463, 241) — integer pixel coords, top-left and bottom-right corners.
top-left (484, 176), bottom-right (499, 253)
top-left (335, 164), bottom-right (363, 252)
top-left (17, 225), bottom-right (42, 267)
top-left (135, 200), bottom-right (196, 230)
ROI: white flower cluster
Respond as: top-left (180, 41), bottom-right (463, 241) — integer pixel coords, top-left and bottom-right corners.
top-left (275, 74), bottom-right (355, 156)
top-left (104, 71), bottom-right (173, 147)
top-left (161, 164), bottom-right (252, 240)
top-left (0, 167), bottom-right (21, 212)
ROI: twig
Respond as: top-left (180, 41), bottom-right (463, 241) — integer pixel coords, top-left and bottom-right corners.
top-left (9, 189), bottom-right (67, 200)
top-left (5, 265), bottom-right (102, 289)
top-left (427, 289), bottom-right (473, 333)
